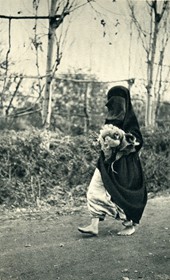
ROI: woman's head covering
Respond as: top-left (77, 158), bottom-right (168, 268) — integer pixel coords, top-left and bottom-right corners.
top-left (105, 85), bottom-right (143, 149)
top-left (106, 86), bottom-right (129, 101)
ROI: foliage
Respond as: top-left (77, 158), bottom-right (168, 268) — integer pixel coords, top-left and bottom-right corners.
top-left (0, 129), bottom-right (99, 207)
top-left (141, 126), bottom-right (170, 193)
top-left (51, 71), bottom-right (108, 134)
top-left (0, 127), bottom-right (169, 208)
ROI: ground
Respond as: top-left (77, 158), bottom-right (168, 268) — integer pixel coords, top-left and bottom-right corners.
top-left (0, 195), bottom-right (170, 280)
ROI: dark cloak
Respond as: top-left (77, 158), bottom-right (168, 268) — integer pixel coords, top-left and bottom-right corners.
top-left (97, 86), bottom-right (147, 223)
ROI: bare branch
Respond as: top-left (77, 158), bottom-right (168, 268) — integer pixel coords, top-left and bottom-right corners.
top-left (159, 1), bottom-right (169, 20)
top-left (5, 19), bottom-right (11, 77)
top-left (151, 0), bottom-right (169, 24)
top-left (146, 0), bottom-right (153, 9)
top-left (69, 1), bottom-right (94, 13)
top-left (32, 0), bottom-right (44, 100)
top-left (0, 14), bottom-right (63, 20)
top-left (5, 77), bottom-right (23, 117)
top-left (1, 18), bottom-right (12, 107)
top-left (10, 108), bottom-right (41, 118)
top-left (127, 1), bottom-right (148, 53)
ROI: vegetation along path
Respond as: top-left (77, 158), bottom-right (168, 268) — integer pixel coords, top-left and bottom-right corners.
top-left (0, 195), bottom-right (170, 280)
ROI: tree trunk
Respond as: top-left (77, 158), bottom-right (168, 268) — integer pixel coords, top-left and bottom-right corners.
top-left (83, 84), bottom-right (90, 134)
top-left (42, 0), bottom-right (57, 128)
top-left (145, 11), bottom-right (159, 128)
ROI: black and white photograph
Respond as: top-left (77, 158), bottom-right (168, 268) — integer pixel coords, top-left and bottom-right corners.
top-left (0, 1), bottom-right (170, 279)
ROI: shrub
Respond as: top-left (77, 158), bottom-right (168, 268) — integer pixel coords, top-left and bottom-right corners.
top-left (141, 127), bottom-right (170, 193)
top-left (0, 129), bottom-right (99, 207)
top-left (0, 127), bottom-right (169, 207)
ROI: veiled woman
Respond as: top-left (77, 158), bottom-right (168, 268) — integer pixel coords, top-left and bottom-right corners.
top-left (78, 86), bottom-right (147, 236)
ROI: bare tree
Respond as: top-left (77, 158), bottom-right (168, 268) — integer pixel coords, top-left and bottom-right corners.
top-left (128, 0), bottom-right (170, 128)
top-left (41, 0), bottom-right (77, 128)
top-left (42, 0), bottom-right (67, 128)
top-left (42, 0), bottom-right (98, 129)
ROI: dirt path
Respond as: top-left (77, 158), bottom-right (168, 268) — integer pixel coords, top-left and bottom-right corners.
top-left (0, 196), bottom-right (170, 280)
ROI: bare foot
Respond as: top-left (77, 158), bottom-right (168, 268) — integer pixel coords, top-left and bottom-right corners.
top-left (117, 226), bottom-right (135, 236)
top-left (122, 220), bottom-right (133, 227)
top-left (78, 225), bottom-right (98, 236)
